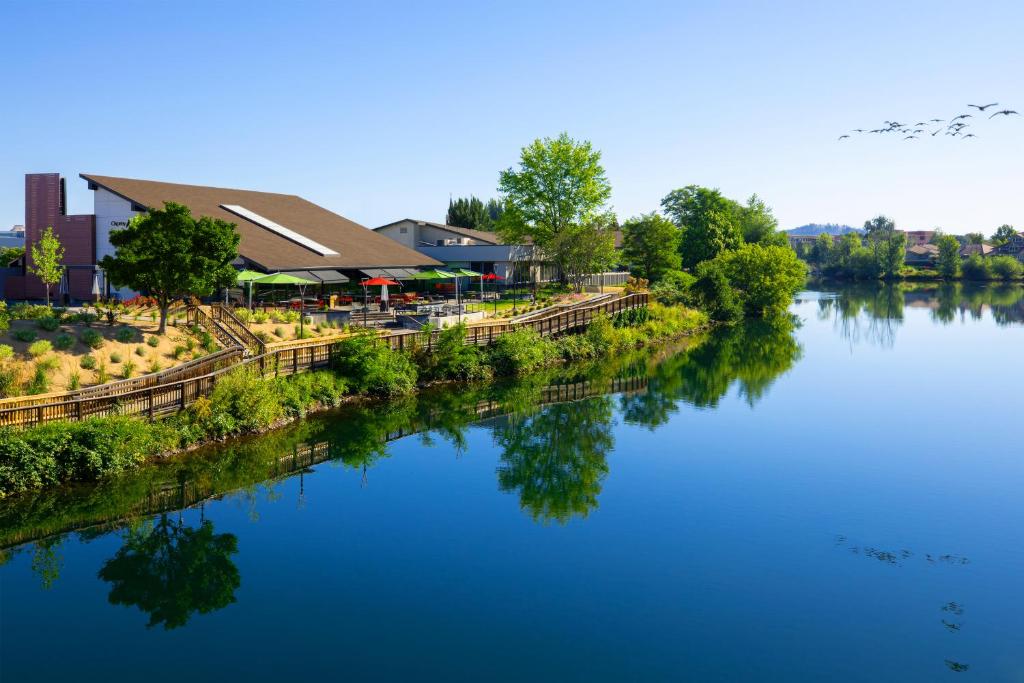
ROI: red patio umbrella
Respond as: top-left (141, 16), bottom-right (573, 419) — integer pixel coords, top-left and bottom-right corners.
top-left (360, 277), bottom-right (401, 324)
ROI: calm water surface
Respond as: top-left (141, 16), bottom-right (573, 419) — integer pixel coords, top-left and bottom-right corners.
top-left (2, 282), bottom-right (1022, 682)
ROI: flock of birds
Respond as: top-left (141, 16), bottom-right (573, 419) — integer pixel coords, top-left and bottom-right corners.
top-left (839, 102), bottom-right (1018, 141)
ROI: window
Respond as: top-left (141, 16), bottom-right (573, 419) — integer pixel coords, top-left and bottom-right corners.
top-left (400, 227), bottom-right (408, 234)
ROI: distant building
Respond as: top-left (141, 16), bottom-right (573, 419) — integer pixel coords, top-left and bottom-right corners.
top-left (902, 230), bottom-right (936, 247)
top-left (905, 243), bottom-right (939, 265)
top-left (0, 225), bottom-right (25, 251)
top-left (374, 219), bottom-right (554, 283)
top-left (959, 243), bottom-right (994, 258)
top-left (992, 232), bottom-right (1024, 262)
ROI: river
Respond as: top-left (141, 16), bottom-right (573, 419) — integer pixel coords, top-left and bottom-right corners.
top-left (1, 282), bottom-right (1022, 682)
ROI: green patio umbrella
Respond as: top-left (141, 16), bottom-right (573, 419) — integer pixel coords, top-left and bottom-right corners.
top-left (406, 268), bottom-right (459, 320)
top-left (235, 269), bottom-right (267, 309)
top-left (255, 272), bottom-right (317, 336)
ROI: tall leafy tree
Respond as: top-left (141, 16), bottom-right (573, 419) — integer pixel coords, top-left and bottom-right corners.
top-left (661, 185), bottom-right (742, 269)
top-left (713, 244), bottom-right (807, 318)
top-left (446, 196), bottom-right (490, 230)
top-left (862, 215), bottom-right (905, 278)
top-left (29, 226), bottom-right (65, 306)
top-left (991, 224), bottom-right (1017, 246)
top-left (99, 202), bottom-right (240, 334)
top-left (811, 233), bottom-right (834, 268)
top-left (484, 198), bottom-right (504, 225)
top-left (620, 213), bottom-right (681, 281)
top-left (936, 234), bottom-right (961, 279)
top-left (497, 132), bottom-right (612, 282)
top-left (738, 194), bottom-right (786, 246)
top-left (549, 216), bottom-right (619, 292)
top-left (964, 232), bottom-right (985, 245)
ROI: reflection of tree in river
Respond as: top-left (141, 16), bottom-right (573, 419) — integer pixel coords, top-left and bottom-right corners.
top-left (817, 282), bottom-right (1023, 345)
top-left (97, 514), bottom-right (240, 629)
top-left (622, 318), bottom-right (802, 423)
top-left (494, 397), bottom-right (614, 524)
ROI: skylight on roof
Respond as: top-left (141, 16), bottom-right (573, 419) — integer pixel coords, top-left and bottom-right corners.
top-left (220, 204), bottom-right (339, 256)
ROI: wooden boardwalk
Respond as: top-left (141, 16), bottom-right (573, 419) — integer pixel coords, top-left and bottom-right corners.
top-left (0, 292), bottom-right (648, 428)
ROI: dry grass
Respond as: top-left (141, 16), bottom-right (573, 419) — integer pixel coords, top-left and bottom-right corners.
top-left (1, 318), bottom-right (217, 395)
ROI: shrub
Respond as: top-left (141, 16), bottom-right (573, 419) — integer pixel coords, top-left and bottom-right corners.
top-left (714, 244), bottom-right (807, 318)
top-left (37, 317), bottom-right (60, 332)
top-left (135, 345), bottom-right (146, 357)
top-left (275, 371), bottom-right (348, 416)
top-left (273, 326), bottom-right (285, 338)
top-left (96, 362), bottom-right (109, 384)
top-left (0, 345), bottom-right (12, 361)
top-left (185, 337), bottom-right (196, 352)
top-left (205, 366), bottom-right (284, 436)
top-left (146, 335), bottom-right (160, 348)
top-left (12, 329), bottom-right (37, 343)
top-left (80, 329), bottom-right (104, 349)
top-left (68, 370), bottom-right (81, 391)
top-left (28, 340), bottom-right (53, 358)
top-left (0, 366), bottom-right (20, 398)
top-left (691, 260), bottom-right (743, 323)
top-left (252, 311), bottom-right (269, 324)
top-left (961, 254), bottom-right (991, 281)
top-left (989, 255), bottom-right (1024, 280)
top-left (9, 303), bottom-right (52, 320)
top-left (200, 332), bottom-right (217, 353)
top-left (487, 328), bottom-right (557, 376)
top-left (115, 327), bottom-right (136, 343)
top-left (233, 308), bottom-right (252, 323)
top-left (148, 358), bottom-right (163, 373)
top-left (53, 333), bottom-right (74, 350)
top-left (109, 352), bottom-right (123, 364)
top-left (650, 270), bottom-right (696, 306)
top-left (557, 334), bottom-right (598, 362)
top-left (333, 332), bottom-right (417, 397)
top-left (255, 331), bottom-right (272, 343)
top-left (173, 345), bottom-right (187, 359)
top-left (416, 323), bottom-right (492, 382)
top-left (79, 355), bottom-right (97, 370)
top-left (27, 364), bottom-right (52, 394)
top-left (122, 360), bottom-right (136, 379)
top-left (0, 416), bottom-right (178, 495)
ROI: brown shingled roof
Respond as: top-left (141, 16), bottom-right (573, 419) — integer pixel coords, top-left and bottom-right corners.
top-left (81, 174), bottom-right (441, 272)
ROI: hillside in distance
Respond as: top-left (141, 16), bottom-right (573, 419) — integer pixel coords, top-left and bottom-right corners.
top-left (786, 223), bottom-right (863, 236)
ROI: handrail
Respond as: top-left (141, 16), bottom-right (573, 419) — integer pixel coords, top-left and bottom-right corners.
top-left (210, 304), bottom-right (266, 355)
top-left (0, 293), bottom-right (648, 428)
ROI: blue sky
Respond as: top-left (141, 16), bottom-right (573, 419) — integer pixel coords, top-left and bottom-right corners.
top-left (1, 0), bottom-right (1021, 234)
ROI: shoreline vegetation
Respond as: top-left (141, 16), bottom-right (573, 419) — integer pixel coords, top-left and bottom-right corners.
top-left (0, 303), bottom-right (707, 499)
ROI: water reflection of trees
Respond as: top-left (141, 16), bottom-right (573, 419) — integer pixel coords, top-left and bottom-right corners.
top-left (816, 282), bottom-right (1024, 347)
top-left (98, 514), bottom-right (240, 629)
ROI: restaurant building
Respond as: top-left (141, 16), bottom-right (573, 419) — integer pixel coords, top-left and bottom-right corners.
top-left (5, 173), bottom-right (440, 302)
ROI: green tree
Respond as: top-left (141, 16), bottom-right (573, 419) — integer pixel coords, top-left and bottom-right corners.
top-left (497, 132), bottom-right (612, 282)
top-left (991, 224), bottom-right (1017, 246)
top-left (690, 260), bottom-right (743, 323)
top-left (446, 196), bottom-right (490, 230)
top-left (964, 232), bottom-right (985, 245)
top-left (549, 217), bottom-right (618, 292)
top-left (936, 234), bottom-right (961, 279)
top-left (811, 233), bottom-right (834, 268)
top-left (620, 213), bottom-right (681, 281)
top-left (1, 245), bottom-right (24, 266)
top-left (660, 185), bottom-right (742, 269)
top-left (739, 194), bottom-right (786, 246)
top-left (484, 198), bottom-right (504, 225)
top-left (714, 244), bottom-right (807, 317)
top-left (29, 226), bottom-right (65, 306)
top-left (861, 215), bottom-right (906, 278)
top-left (99, 202), bottom-right (240, 334)
top-left (98, 515), bottom-right (240, 630)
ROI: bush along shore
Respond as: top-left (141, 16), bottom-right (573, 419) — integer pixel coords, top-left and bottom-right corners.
top-left (0, 303), bottom-right (707, 498)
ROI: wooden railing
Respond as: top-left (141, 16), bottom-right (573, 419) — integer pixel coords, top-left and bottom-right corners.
top-left (210, 304), bottom-right (266, 355)
top-left (0, 293), bottom-right (648, 428)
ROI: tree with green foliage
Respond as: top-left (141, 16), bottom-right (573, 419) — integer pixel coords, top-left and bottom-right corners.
top-left (690, 260), bottom-right (743, 323)
top-left (99, 202), bottom-right (240, 334)
top-left (446, 196), bottom-right (491, 230)
top-left (1, 245), bottom-right (24, 267)
top-left (936, 234), bottom-right (961, 279)
top-left (714, 244), bottom-right (807, 317)
top-left (964, 232), bottom-right (985, 245)
top-left (98, 515), bottom-right (239, 630)
top-left (29, 226), bottom-right (65, 306)
top-left (811, 233), bottom-right (834, 268)
top-left (861, 215), bottom-right (906, 278)
top-left (484, 198), bottom-right (504, 225)
top-left (549, 217), bottom-right (618, 292)
top-left (497, 133), bottom-right (613, 284)
top-left (661, 185), bottom-right (742, 269)
top-left (738, 194), bottom-right (787, 246)
top-left (991, 224), bottom-right (1017, 246)
top-left (620, 213), bottom-right (681, 281)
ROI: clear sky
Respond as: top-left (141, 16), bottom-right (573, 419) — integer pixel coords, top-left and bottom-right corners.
top-left (1, 0), bottom-right (1021, 235)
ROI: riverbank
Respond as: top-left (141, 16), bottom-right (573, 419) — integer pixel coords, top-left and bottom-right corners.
top-left (0, 303), bottom-right (708, 499)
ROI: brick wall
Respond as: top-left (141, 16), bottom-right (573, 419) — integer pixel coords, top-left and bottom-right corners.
top-left (22, 173), bottom-right (96, 301)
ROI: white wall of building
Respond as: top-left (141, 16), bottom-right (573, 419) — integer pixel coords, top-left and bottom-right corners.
top-left (93, 187), bottom-right (140, 298)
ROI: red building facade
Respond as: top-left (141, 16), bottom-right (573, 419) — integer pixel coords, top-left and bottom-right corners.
top-left (6, 173), bottom-right (96, 301)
